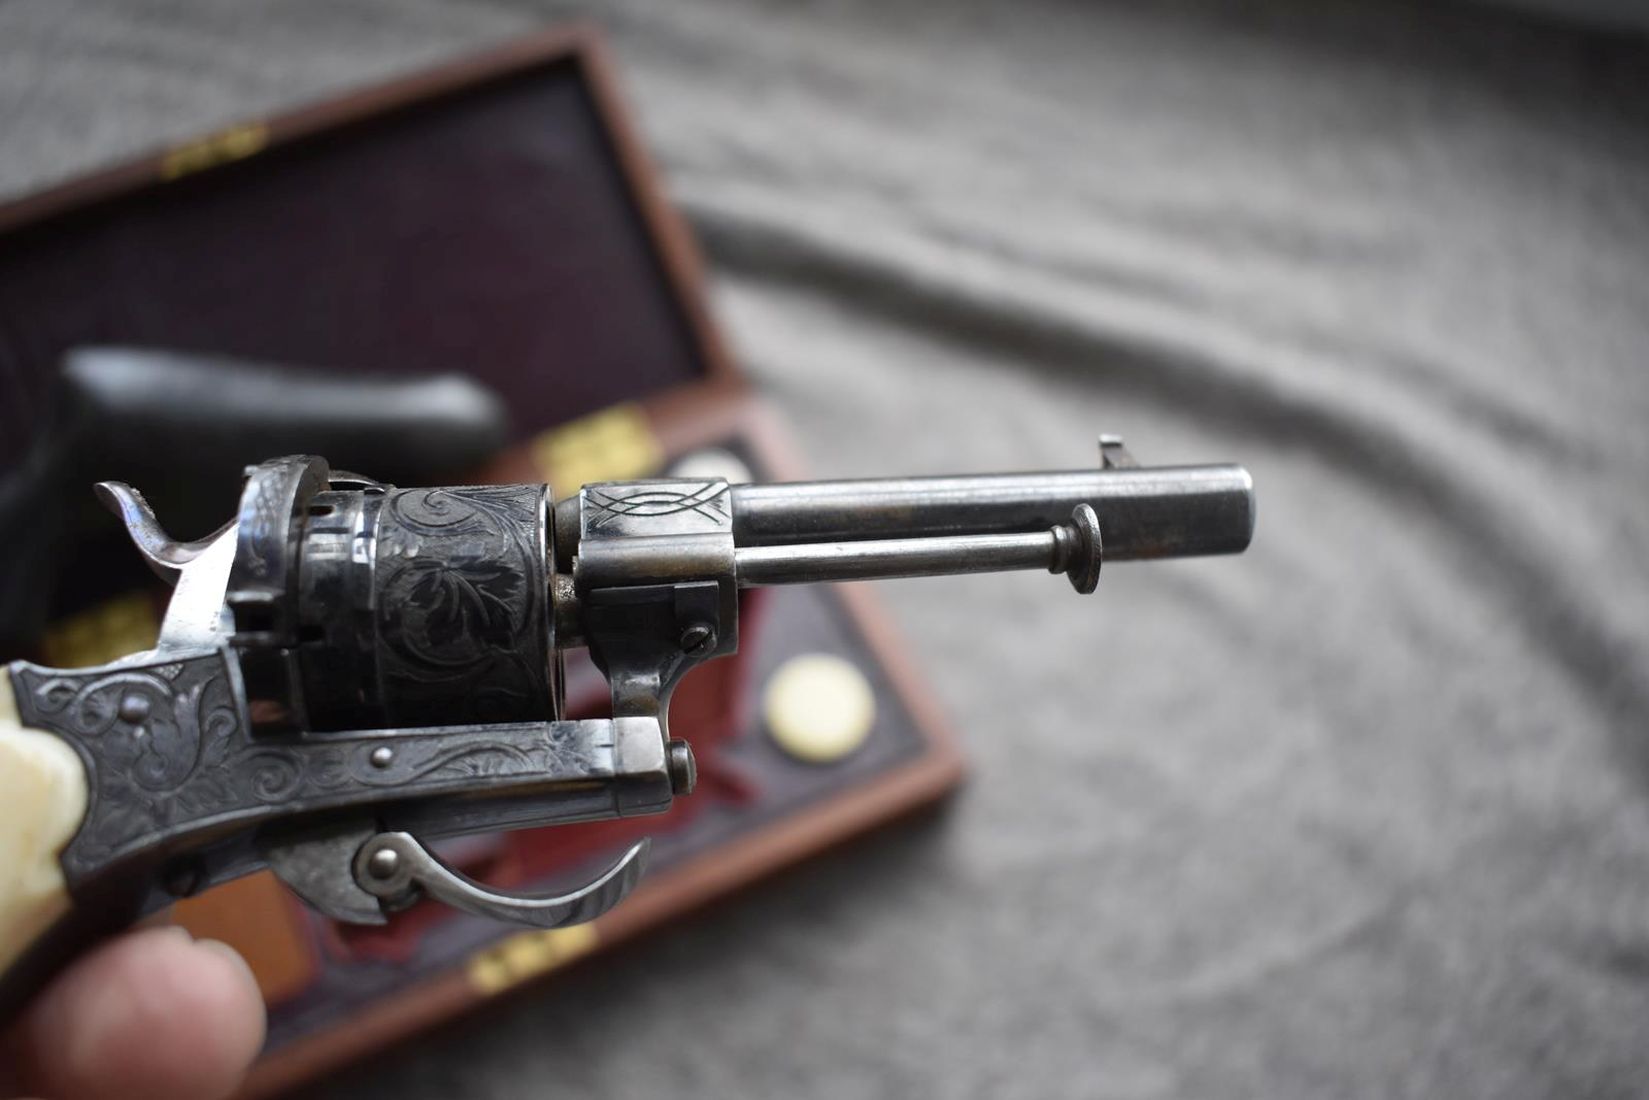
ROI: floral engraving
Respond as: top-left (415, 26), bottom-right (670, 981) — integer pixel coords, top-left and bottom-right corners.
top-left (372, 486), bottom-right (550, 725)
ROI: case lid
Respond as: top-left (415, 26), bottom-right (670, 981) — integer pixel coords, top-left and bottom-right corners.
top-left (0, 27), bottom-right (737, 471)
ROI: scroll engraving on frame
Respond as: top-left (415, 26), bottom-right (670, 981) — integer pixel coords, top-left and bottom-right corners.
top-left (11, 652), bottom-right (244, 880)
top-left (10, 650), bottom-right (602, 885)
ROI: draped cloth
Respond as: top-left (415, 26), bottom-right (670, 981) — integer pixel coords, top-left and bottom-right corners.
top-left (3, 2), bottom-right (1647, 1096)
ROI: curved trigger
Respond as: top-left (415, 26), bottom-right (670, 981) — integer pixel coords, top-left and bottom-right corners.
top-left (353, 832), bottom-right (649, 929)
top-left (94, 481), bottom-right (230, 587)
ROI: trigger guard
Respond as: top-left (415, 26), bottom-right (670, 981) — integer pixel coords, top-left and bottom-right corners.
top-left (353, 831), bottom-right (649, 930)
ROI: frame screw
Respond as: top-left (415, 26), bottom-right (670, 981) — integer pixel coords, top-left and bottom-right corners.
top-left (163, 856), bottom-right (205, 898)
top-left (365, 847), bottom-right (400, 880)
top-left (369, 746), bottom-right (394, 769)
top-left (679, 623), bottom-right (716, 656)
top-left (118, 693), bottom-right (151, 723)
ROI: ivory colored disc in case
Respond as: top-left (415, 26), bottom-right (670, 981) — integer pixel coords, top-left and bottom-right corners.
top-left (762, 654), bottom-right (876, 764)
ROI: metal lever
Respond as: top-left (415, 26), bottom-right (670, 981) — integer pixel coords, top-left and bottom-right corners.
top-left (732, 503), bottom-right (1104, 593)
top-left (92, 481), bottom-right (227, 585)
top-left (353, 832), bottom-right (650, 928)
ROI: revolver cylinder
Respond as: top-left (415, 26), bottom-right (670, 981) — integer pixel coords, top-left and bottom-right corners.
top-left (228, 468), bottom-right (561, 734)
top-left (296, 482), bottom-right (559, 732)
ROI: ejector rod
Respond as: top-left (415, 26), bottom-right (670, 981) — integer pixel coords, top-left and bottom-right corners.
top-left (735, 530), bottom-right (1059, 586)
top-left (733, 515), bottom-right (1104, 591)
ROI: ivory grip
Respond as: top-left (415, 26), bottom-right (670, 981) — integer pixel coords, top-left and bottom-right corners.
top-left (0, 675), bottom-right (89, 979)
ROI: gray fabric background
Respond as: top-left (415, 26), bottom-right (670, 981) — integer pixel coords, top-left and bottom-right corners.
top-left (4, 2), bottom-right (1649, 1097)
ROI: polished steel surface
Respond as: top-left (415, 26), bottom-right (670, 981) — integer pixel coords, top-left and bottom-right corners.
top-left (728, 463), bottom-right (1253, 559)
top-left (353, 832), bottom-right (650, 928)
top-left (555, 462), bottom-right (1253, 567)
top-left (733, 503), bottom-right (1105, 593)
top-left (735, 530), bottom-right (1057, 585)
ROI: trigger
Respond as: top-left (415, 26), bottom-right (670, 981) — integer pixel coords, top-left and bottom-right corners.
top-left (353, 832), bottom-right (649, 930)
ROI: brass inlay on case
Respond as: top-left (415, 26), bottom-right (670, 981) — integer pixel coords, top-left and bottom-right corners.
top-left (161, 123), bottom-right (269, 180)
top-left (531, 402), bottom-right (663, 496)
top-left (40, 591), bottom-right (158, 669)
top-left (466, 923), bottom-right (600, 995)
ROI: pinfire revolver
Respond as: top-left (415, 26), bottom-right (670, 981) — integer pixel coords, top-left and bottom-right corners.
top-left (0, 440), bottom-right (1253, 1017)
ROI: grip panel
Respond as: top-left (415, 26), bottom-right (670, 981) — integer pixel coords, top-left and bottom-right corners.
top-left (0, 673), bottom-right (88, 977)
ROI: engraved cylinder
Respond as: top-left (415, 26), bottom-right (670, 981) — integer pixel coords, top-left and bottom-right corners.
top-left (294, 484), bottom-right (559, 731)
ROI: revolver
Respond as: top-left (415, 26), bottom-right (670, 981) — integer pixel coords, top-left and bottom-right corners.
top-left (0, 440), bottom-right (1253, 1017)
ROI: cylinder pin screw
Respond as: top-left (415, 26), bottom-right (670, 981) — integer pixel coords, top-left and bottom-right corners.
top-left (679, 623), bottom-right (716, 656)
